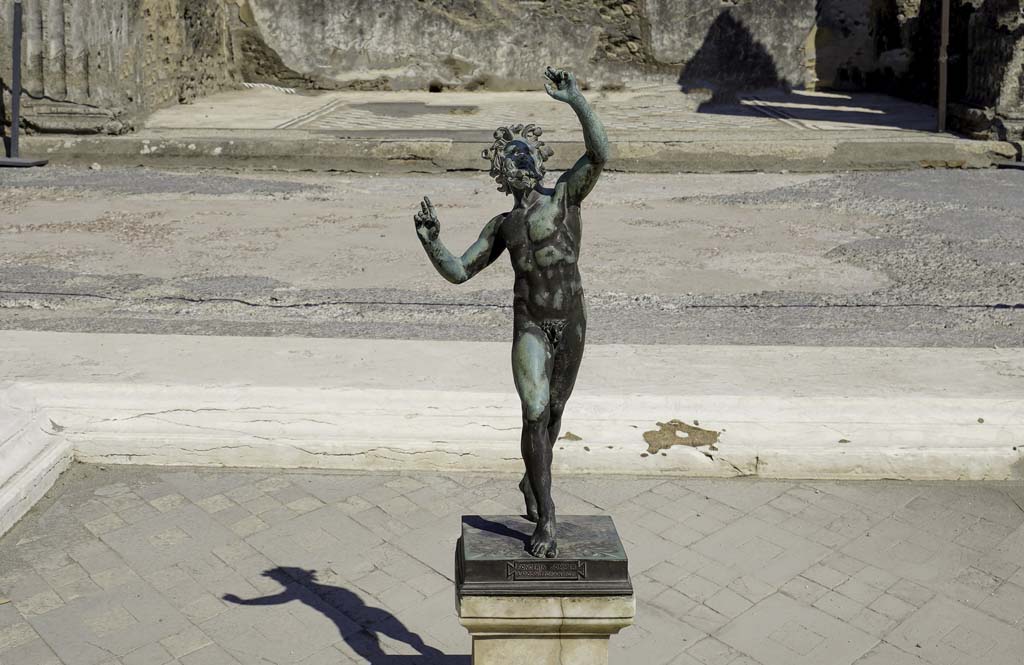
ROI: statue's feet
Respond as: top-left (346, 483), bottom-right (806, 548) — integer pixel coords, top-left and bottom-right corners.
top-left (529, 518), bottom-right (557, 558)
top-left (519, 476), bottom-right (540, 522)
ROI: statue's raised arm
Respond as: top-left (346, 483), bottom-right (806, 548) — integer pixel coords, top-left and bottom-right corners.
top-left (544, 67), bottom-right (608, 205)
top-left (414, 196), bottom-right (507, 285)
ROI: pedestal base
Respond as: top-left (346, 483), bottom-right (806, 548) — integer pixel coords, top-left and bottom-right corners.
top-left (0, 157), bottom-right (48, 168)
top-left (458, 595), bottom-right (636, 665)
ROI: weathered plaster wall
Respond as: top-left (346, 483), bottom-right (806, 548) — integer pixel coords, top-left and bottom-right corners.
top-left (244, 0), bottom-right (820, 92)
top-left (0, 0), bottom-right (241, 132)
top-left (648, 0), bottom-right (817, 95)
top-left (953, 0), bottom-right (1024, 138)
top-left (1, 0), bottom-right (1021, 138)
top-left (806, 0), bottom-right (1023, 138)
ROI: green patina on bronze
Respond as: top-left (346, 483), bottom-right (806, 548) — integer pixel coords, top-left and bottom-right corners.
top-left (415, 67), bottom-right (608, 559)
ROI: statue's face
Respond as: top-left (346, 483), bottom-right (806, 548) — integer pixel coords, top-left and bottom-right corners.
top-left (496, 139), bottom-right (542, 192)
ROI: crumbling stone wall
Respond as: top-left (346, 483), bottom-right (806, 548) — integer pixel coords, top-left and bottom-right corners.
top-left (1, 0), bottom-right (1021, 139)
top-left (0, 0), bottom-right (242, 132)
top-left (953, 0), bottom-right (1024, 138)
top-left (806, 0), bottom-right (1023, 138)
top-left (243, 0), bottom-right (820, 93)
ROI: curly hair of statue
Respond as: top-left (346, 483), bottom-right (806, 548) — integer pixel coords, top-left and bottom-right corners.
top-left (481, 124), bottom-right (556, 193)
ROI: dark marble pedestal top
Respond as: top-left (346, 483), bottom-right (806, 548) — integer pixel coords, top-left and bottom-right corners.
top-left (456, 515), bottom-right (633, 597)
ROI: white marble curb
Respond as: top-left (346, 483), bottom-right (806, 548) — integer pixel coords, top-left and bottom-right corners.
top-left (1, 331), bottom-right (1022, 536)
top-left (0, 384), bottom-right (72, 537)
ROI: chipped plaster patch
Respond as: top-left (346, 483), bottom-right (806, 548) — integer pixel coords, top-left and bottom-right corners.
top-left (643, 419), bottom-right (721, 454)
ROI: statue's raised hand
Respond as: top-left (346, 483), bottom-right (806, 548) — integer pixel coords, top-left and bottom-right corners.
top-left (544, 67), bottom-right (581, 104)
top-left (414, 196), bottom-right (440, 243)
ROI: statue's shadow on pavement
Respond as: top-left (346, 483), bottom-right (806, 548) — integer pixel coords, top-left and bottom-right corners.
top-left (223, 566), bottom-right (468, 665)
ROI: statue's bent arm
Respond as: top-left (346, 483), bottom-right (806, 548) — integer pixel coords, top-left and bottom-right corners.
top-left (421, 213), bottom-right (507, 285)
top-left (557, 94), bottom-right (609, 206)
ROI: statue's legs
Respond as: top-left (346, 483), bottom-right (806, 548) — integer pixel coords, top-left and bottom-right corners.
top-left (513, 312), bottom-right (586, 557)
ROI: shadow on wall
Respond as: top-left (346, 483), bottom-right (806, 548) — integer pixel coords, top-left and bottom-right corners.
top-left (814, 0), bottom-right (1022, 120)
top-left (224, 566), bottom-right (467, 665)
top-left (678, 10), bottom-right (784, 103)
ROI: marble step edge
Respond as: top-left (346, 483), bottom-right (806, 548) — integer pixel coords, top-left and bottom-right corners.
top-left (10, 381), bottom-right (1023, 482)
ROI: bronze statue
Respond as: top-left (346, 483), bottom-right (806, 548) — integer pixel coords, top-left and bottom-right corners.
top-left (415, 67), bottom-right (607, 558)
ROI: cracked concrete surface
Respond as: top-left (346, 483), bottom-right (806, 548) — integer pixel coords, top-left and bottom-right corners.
top-left (0, 167), bottom-right (1022, 346)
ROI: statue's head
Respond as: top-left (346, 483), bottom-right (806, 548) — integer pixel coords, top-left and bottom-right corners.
top-left (263, 567), bottom-right (316, 584)
top-left (482, 124), bottom-right (555, 195)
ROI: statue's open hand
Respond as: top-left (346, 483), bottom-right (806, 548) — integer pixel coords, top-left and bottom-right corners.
top-left (544, 67), bottom-right (581, 103)
top-left (414, 196), bottom-right (440, 243)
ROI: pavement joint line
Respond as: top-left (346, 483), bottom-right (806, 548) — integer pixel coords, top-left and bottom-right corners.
top-left (3, 290), bottom-right (1024, 310)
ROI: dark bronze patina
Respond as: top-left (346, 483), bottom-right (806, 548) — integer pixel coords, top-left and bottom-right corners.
top-left (415, 68), bottom-right (608, 558)
top-left (456, 515), bottom-right (632, 596)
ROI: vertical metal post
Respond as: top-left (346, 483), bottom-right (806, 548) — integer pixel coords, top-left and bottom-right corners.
top-left (1, 0), bottom-right (45, 166)
top-left (10, 0), bottom-right (23, 156)
top-left (937, 0), bottom-right (950, 132)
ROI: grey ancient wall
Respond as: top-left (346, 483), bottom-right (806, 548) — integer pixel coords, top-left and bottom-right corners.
top-left (0, 0), bottom-right (241, 132)
top-left (1, 0), bottom-right (1021, 138)
top-left (244, 0), bottom-right (819, 93)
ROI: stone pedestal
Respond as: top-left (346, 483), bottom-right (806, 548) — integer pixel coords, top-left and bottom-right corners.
top-left (458, 594), bottom-right (635, 665)
top-left (455, 515), bottom-right (635, 665)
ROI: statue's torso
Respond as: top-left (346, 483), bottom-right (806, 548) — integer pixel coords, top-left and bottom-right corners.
top-left (500, 188), bottom-right (584, 321)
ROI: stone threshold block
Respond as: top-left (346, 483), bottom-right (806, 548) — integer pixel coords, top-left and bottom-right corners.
top-left (456, 515), bottom-right (635, 665)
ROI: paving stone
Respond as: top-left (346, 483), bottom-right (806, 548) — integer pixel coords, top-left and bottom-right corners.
top-left (727, 576), bottom-right (776, 604)
top-left (813, 590), bottom-right (864, 621)
top-left (647, 561), bottom-right (689, 586)
top-left (178, 643), bottom-right (241, 665)
top-left (681, 603), bottom-right (731, 634)
top-left (16, 590), bottom-right (65, 617)
top-left (718, 594), bottom-right (876, 665)
top-left (977, 581), bottom-right (1024, 626)
top-left (84, 514), bottom-right (127, 536)
top-left (842, 518), bottom-right (981, 590)
top-left (869, 593), bottom-right (918, 622)
top-left (6, 467), bottom-right (1024, 665)
top-left (780, 576), bottom-right (831, 605)
top-left (851, 643), bottom-right (930, 665)
top-left (692, 516), bottom-right (830, 587)
top-left (0, 621), bottom-right (38, 650)
top-left (802, 564), bottom-right (849, 589)
top-left (228, 516), bottom-right (268, 538)
top-left (847, 607), bottom-right (896, 637)
top-left (651, 586), bottom-right (698, 618)
top-left (687, 636), bottom-right (741, 664)
top-left (835, 578), bottom-right (886, 605)
top-left (27, 581), bottom-right (190, 664)
top-left (161, 626), bottom-right (213, 659)
top-left (887, 578), bottom-right (935, 608)
top-left (54, 577), bottom-right (102, 603)
top-left (150, 494), bottom-right (188, 513)
top-left (91, 567), bottom-right (141, 591)
top-left (888, 596), bottom-right (1024, 665)
top-left (239, 495), bottom-right (281, 516)
top-left (704, 587), bottom-right (754, 619)
top-left (0, 635), bottom-right (62, 665)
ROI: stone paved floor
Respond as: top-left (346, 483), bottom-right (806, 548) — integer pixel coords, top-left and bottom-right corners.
top-left (1, 464), bottom-right (1023, 665)
top-left (145, 86), bottom-right (938, 139)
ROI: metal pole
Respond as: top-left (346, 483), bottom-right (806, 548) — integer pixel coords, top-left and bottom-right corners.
top-left (937, 0), bottom-right (950, 132)
top-left (1, 0), bottom-right (46, 167)
top-left (10, 0), bottom-right (23, 156)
